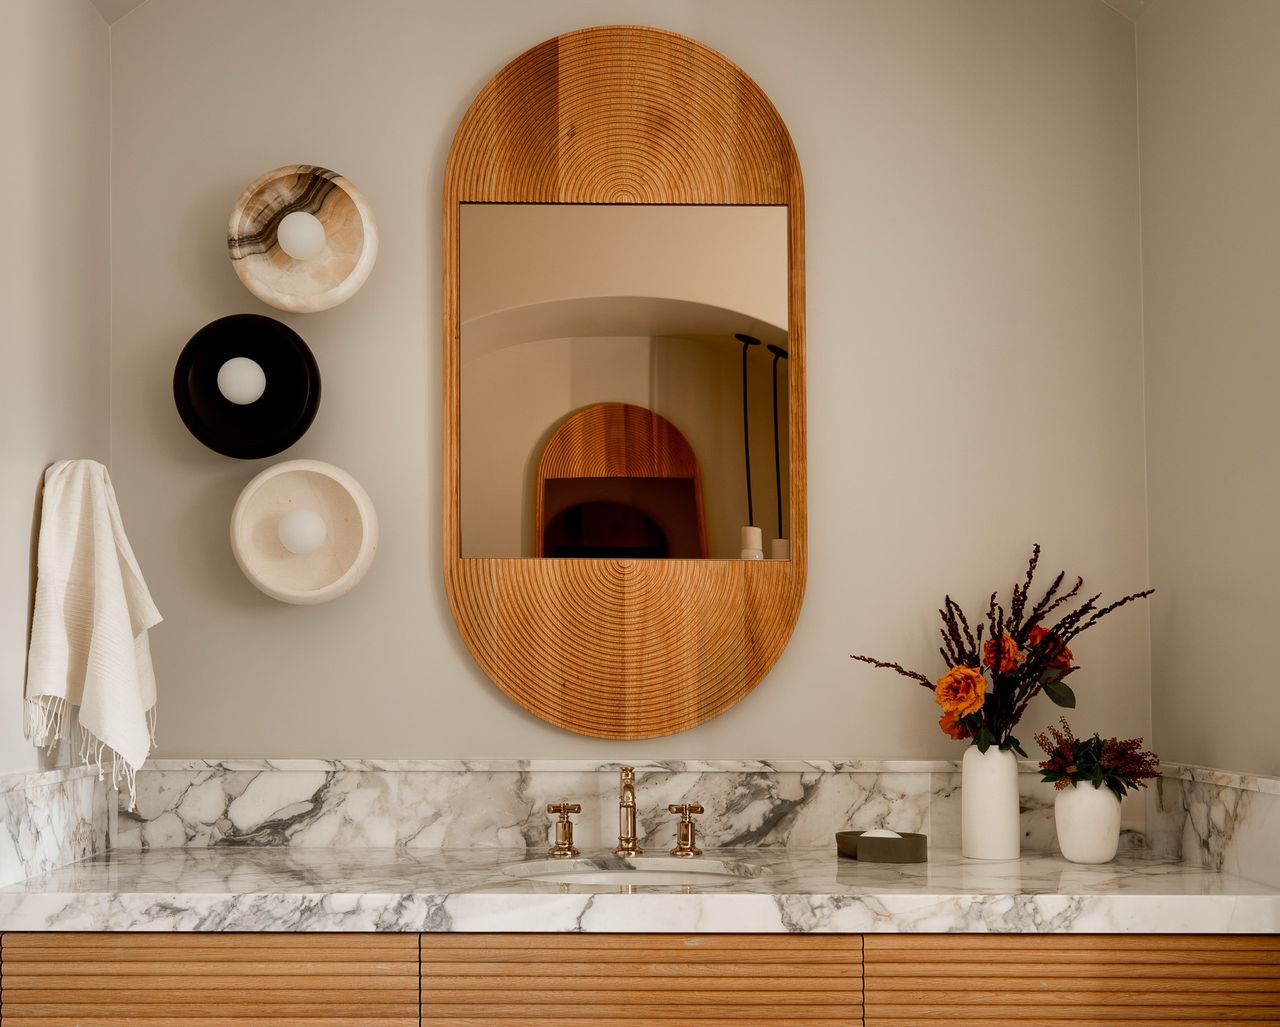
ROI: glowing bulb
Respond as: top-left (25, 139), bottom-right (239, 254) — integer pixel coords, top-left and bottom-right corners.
top-left (278, 509), bottom-right (327, 555)
top-left (276, 210), bottom-right (327, 260)
top-left (216, 357), bottom-right (266, 405)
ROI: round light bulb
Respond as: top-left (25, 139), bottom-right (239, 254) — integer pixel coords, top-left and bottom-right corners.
top-left (276, 210), bottom-right (327, 260)
top-left (216, 357), bottom-right (266, 405)
top-left (278, 508), bottom-right (327, 555)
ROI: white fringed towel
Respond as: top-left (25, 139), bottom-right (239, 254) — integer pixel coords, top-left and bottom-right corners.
top-left (24, 460), bottom-right (162, 808)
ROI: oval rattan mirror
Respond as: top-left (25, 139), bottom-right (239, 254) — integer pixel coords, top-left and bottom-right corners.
top-left (442, 25), bottom-right (805, 738)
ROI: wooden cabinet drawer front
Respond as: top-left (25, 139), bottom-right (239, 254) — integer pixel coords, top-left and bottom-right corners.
top-left (0, 932), bottom-right (419, 1027)
top-left (421, 933), bottom-right (863, 1026)
top-left (864, 934), bottom-right (1280, 1026)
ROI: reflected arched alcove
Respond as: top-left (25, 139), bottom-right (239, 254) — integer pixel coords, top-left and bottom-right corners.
top-left (535, 403), bottom-right (707, 559)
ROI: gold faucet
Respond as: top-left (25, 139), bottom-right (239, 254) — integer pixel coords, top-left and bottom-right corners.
top-left (613, 766), bottom-right (642, 856)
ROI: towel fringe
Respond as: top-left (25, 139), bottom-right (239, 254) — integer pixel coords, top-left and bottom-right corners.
top-left (24, 695), bottom-right (145, 811)
top-left (24, 694), bottom-right (69, 749)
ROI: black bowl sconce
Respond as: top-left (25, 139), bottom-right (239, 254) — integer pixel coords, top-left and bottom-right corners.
top-left (173, 313), bottom-right (321, 459)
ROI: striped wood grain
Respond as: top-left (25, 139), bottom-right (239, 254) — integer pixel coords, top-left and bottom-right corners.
top-left (864, 934), bottom-right (1280, 1026)
top-left (0, 932), bottom-right (418, 1027)
top-left (420, 933), bottom-right (860, 1026)
top-left (535, 402), bottom-right (708, 557)
top-left (443, 25), bottom-right (806, 739)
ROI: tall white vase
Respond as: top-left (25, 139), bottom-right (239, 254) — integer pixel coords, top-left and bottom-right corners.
top-left (961, 745), bottom-right (1021, 860)
top-left (1054, 782), bottom-right (1121, 864)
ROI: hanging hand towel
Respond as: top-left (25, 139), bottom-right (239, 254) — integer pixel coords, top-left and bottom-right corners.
top-left (24, 460), bottom-right (162, 808)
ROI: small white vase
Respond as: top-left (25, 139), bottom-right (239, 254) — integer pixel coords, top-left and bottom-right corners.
top-left (1054, 782), bottom-right (1121, 864)
top-left (961, 745), bottom-right (1021, 860)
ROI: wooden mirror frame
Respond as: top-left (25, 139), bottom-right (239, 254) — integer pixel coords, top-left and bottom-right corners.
top-left (443, 25), bottom-right (805, 738)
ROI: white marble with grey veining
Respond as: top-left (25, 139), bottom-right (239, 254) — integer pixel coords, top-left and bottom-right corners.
top-left (0, 845), bottom-right (1275, 933)
top-left (0, 766), bottom-right (109, 888)
top-left (114, 758), bottom-right (1145, 855)
top-left (1147, 764), bottom-right (1280, 888)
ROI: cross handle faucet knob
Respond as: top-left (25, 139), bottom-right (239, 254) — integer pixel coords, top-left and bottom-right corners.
top-left (667, 803), bottom-right (704, 857)
top-left (546, 802), bottom-right (582, 858)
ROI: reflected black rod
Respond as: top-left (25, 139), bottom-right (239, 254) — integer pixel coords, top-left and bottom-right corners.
top-left (768, 344), bottom-right (789, 540)
top-left (735, 333), bottom-right (762, 527)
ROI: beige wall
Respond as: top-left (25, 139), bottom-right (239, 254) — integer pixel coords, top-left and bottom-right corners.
top-left (108, 0), bottom-right (1149, 760)
top-left (1139, 0), bottom-right (1280, 776)
top-left (0, 0), bottom-right (110, 774)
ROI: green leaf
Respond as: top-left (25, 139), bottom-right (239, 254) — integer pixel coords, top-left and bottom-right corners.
top-left (1043, 680), bottom-right (1076, 708)
top-left (998, 734), bottom-right (1026, 756)
top-left (974, 726), bottom-right (996, 754)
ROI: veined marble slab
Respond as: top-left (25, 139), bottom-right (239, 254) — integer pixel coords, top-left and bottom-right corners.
top-left (117, 758), bottom-right (1143, 855)
top-left (0, 766), bottom-right (108, 888)
top-left (0, 846), bottom-right (1275, 933)
top-left (1148, 763), bottom-right (1280, 889)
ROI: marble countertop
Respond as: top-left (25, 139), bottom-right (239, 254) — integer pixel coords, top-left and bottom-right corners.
top-left (1, 846), bottom-right (1277, 934)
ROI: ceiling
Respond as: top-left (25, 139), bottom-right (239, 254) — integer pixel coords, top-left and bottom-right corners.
top-left (1100, 0), bottom-right (1153, 19)
top-left (88, 0), bottom-right (148, 24)
top-left (96, 0), bottom-right (1152, 28)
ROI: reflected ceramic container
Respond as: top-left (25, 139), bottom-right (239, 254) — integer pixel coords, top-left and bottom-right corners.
top-left (1054, 782), bottom-right (1122, 864)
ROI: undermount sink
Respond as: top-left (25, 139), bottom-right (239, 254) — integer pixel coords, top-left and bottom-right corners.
top-left (504, 856), bottom-right (768, 887)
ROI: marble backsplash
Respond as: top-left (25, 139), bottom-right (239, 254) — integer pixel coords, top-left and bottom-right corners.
top-left (1146, 765), bottom-right (1280, 889)
top-left (114, 758), bottom-right (1143, 855)
top-left (4, 757), bottom-right (1275, 889)
top-left (0, 766), bottom-right (109, 888)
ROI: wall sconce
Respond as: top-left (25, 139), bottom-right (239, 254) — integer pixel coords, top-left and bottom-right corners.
top-left (230, 459), bottom-right (378, 605)
top-left (228, 164), bottom-right (378, 313)
top-left (173, 314), bottom-right (320, 459)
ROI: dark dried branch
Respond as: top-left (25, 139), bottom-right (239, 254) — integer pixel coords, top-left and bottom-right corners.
top-left (1009, 544), bottom-right (1041, 629)
top-left (950, 596), bottom-right (977, 652)
top-left (1063, 588), bottom-right (1155, 643)
top-left (1026, 569), bottom-right (1066, 623)
top-left (1025, 576), bottom-right (1084, 632)
top-left (850, 653), bottom-right (935, 690)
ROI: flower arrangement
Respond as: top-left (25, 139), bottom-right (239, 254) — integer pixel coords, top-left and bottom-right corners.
top-left (851, 545), bottom-right (1153, 756)
top-left (1036, 718), bottom-right (1160, 800)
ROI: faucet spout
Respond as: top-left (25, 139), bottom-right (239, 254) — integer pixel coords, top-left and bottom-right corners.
top-left (613, 766), bottom-right (642, 857)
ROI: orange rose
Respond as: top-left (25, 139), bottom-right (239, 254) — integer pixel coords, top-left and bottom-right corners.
top-left (935, 665), bottom-right (986, 717)
top-left (1028, 625), bottom-right (1073, 671)
top-left (982, 633), bottom-right (1022, 674)
top-left (939, 709), bottom-right (972, 740)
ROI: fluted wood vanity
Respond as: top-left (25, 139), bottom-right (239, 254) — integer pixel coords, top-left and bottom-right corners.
top-left (4, 932), bottom-right (1278, 1025)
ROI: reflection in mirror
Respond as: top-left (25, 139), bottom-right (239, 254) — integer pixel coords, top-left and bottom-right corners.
top-left (460, 204), bottom-right (789, 559)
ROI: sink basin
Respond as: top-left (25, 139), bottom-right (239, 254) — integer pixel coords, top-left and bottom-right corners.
top-left (504, 856), bottom-right (768, 887)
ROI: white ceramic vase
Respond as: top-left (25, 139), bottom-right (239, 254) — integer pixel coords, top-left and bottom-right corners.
top-left (961, 745), bottom-right (1021, 860)
top-left (1054, 782), bottom-right (1121, 864)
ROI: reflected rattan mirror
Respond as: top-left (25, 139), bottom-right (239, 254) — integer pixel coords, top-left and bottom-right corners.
top-left (442, 25), bottom-right (805, 738)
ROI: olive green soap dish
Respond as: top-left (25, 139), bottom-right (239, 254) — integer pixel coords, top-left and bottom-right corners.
top-left (836, 830), bottom-right (927, 863)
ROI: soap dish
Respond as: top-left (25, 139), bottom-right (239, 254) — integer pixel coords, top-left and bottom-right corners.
top-left (836, 830), bottom-right (927, 863)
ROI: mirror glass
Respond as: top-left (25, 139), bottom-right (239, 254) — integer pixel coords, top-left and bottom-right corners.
top-left (461, 204), bottom-right (789, 559)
